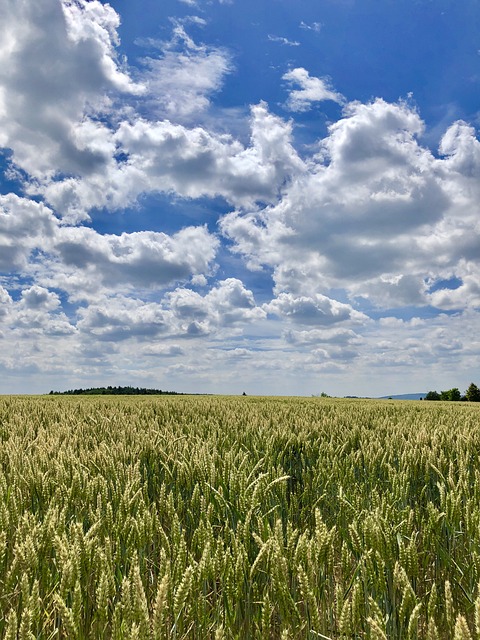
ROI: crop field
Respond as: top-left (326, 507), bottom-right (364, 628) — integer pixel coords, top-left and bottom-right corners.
top-left (0, 396), bottom-right (480, 639)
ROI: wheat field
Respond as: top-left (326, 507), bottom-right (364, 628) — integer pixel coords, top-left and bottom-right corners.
top-left (0, 395), bottom-right (480, 639)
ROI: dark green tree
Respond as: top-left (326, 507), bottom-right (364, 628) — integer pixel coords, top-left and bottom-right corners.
top-left (466, 383), bottom-right (480, 402)
top-left (425, 391), bottom-right (440, 401)
top-left (440, 388), bottom-right (461, 401)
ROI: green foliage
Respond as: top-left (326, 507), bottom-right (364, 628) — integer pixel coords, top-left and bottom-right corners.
top-left (0, 396), bottom-right (479, 638)
top-left (426, 384), bottom-right (480, 402)
top-left (440, 388), bottom-right (462, 401)
top-left (466, 383), bottom-right (480, 402)
top-left (49, 385), bottom-right (182, 396)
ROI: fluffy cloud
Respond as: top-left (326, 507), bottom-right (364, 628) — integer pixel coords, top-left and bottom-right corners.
top-left (284, 327), bottom-right (362, 346)
top-left (168, 278), bottom-right (266, 326)
top-left (142, 22), bottom-right (232, 119)
top-left (0, 285), bottom-right (74, 336)
top-left (0, 1), bottom-right (306, 223)
top-left (76, 279), bottom-right (265, 342)
top-left (0, 194), bottom-right (218, 301)
top-left (0, 0), bottom-right (142, 182)
top-left (41, 101), bottom-right (305, 219)
top-left (51, 225), bottom-right (218, 296)
top-left (0, 194), bottom-right (57, 270)
top-left (0, 0), bottom-right (479, 395)
top-left (222, 98), bottom-right (480, 311)
top-left (21, 285), bottom-right (60, 311)
top-left (283, 68), bottom-right (344, 111)
top-left (264, 293), bottom-right (366, 326)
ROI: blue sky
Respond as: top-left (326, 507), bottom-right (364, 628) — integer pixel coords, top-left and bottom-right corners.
top-left (0, 0), bottom-right (479, 396)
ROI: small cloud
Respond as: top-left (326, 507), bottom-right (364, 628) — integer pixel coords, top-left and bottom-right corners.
top-left (21, 286), bottom-right (60, 311)
top-left (141, 21), bottom-right (232, 119)
top-left (283, 67), bottom-right (344, 111)
top-left (268, 35), bottom-right (300, 47)
top-left (299, 21), bottom-right (322, 32)
top-left (142, 344), bottom-right (184, 357)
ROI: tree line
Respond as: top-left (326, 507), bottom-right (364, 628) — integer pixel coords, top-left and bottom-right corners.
top-left (425, 382), bottom-right (480, 402)
top-left (48, 386), bottom-right (182, 396)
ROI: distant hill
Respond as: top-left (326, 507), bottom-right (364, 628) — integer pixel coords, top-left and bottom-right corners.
top-left (378, 393), bottom-right (427, 400)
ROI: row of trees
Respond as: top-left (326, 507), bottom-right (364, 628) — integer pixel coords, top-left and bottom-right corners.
top-left (48, 386), bottom-right (182, 396)
top-left (425, 382), bottom-right (480, 402)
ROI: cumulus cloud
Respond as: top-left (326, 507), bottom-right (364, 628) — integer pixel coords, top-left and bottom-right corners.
top-left (427, 268), bottom-right (480, 310)
top-left (284, 327), bottom-right (362, 346)
top-left (167, 278), bottom-right (266, 328)
top-left (0, 194), bottom-right (218, 301)
top-left (283, 68), bottom-right (344, 111)
top-left (265, 293), bottom-right (366, 326)
top-left (222, 98), bottom-right (480, 311)
top-left (0, 0), bottom-right (142, 182)
top-left (77, 296), bottom-right (170, 342)
top-left (0, 194), bottom-right (57, 270)
top-left (76, 279), bottom-right (265, 342)
top-left (41, 101), bottom-right (305, 219)
top-left (52, 225), bottom-right (218, 295)
top-left (0, 284), bottom-right (74, 336)
top-left (0, 1), bottom-right (305, 223)
top-left (21, 285), bottom-right (60, 311)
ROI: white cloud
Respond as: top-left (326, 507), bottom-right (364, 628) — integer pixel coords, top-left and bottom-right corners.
top-left (142, 24), bottom-right (232, 119)
top-left (76, 278), bottom-right (265, 342)
top-left (0, 2), bottom-right (306, 223)
top-left (0, 284), bottom-right (74, 337)
top-left (142, 344), bottom-right (184, 356)
top-left (299, 21), bottom-right (322, 33)
top-left (427, 268), bottom-right (480, 310)
top-left (77, 296), bottom-right (170, 342)
top-left (284, 327), bottom-right (361, 346)
top-left (21, 285), bottom-right (60, 311)
top-left (52, 225), bottom-right (218, 295)
top-left (264, 293), bottom-right (366, 326)
top-left (221, 98), bottom-right (480, 312)
top-left (0, 194), bottom-right (218, 302)
top-left (41, 101), bottom-right (305, 219)
top-left (0, 194), bottom-right (57, 270)
top-left (0, 0), bottom-right (142, 183)
top-left (268, 35), bottom-right (300, 47)
top-left (283, 68), bottom-right (344, 111)
top-left (167, 278), bottom-right (266, 328)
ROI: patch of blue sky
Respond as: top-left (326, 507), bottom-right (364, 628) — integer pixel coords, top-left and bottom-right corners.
top-left (368, 306), bottom-right (459, 321)
top-left (427, 276), bottom-right (463, 293)
top-left (0, 151), bottom-right (24, 195)
top-left (112, 0), bottom-right (480, 144)
top-left (89, 193), bottom-right (229, 236)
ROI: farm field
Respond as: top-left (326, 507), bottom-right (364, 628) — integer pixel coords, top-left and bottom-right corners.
top-left (0, 396), bottom-right (480, 639)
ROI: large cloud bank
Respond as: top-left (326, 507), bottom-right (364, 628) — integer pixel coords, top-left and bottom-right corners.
top-left (0, 0), bottom-right (479, 394)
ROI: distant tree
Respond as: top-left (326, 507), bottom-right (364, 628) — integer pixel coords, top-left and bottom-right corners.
top-left (425, 391), bottom-right (440, 401)
top-left (451, 388), bottom-right (462, 401)
top-left (440, 388), bottom-right (461, 401)
top-left (466, 383), bottom-right (480, 402)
